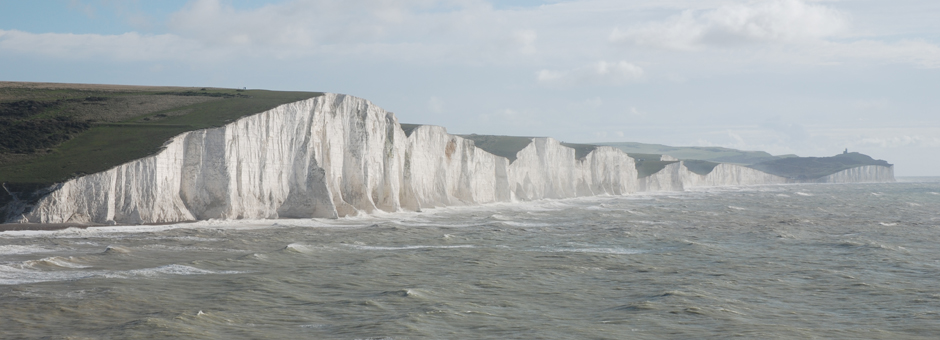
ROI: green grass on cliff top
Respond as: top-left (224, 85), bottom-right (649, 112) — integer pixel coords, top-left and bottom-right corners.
top-left (747, 152), bottom-right (891, 180)
top-left (0, 83), bottom-right (321, 185)
top-left (600, 141), bottom-right (794, 165)
top-left (457, 134), bottom-right (534, 162)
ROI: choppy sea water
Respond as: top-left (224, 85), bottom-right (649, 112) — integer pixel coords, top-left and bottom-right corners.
top-left (2, 179), bottom-right (940, 339)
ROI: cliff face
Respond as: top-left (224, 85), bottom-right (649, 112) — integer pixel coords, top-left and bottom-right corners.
top-left (11, 94), bottom-right (639, 224)
top-left (637, 162), bottom-right (685, 192)
top-left (402, 125), bottom-right (510, 210)
top-left (6, 94), bottom-right (896, 224)
top-left (634, 162), bottom-right (789, 192)
top-left (23, 98), bottom-right (344, 223)
top-left (508, 139), bottom-right (636, 200)
top-left (811, 165), bottom-right (895, 184)
top-left (682, 163), bottom-right (790, 188)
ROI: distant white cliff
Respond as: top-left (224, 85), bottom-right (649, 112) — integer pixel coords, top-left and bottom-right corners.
top-left (811, 165), bottom-right (895, 184)
top-left (10, 93), bottom-right (895, 224)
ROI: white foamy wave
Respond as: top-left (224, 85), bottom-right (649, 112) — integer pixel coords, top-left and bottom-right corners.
top-left (283, 243), bottom-right (322, 254)
top-left (489, 214), bottom-right (512, 221)
top-left (776, 194), bottom-right (790, 197)
top-left (24, 256), bottom-right (90, 269)
top-left (0, 264), bottom-right (95, 285)
top-left (879, 222), bottom-right (898, 227)
top-left (629, 220), bottom-right (671, 225)
top-left (543, 247), bottom-right (644, 255)
top-left (0, 219), bottom-right (299, 239)
top-left (141, 244), bottom-right (233, 252)
top-left (500, 221), bottom-right (553, 228)
top-left (344, 244), bottom-right (475, 251)
top-left (151, 236), bottom-right (223, 243)
top-left (103, 245), bottom-right (132, 254)
top-left (0, 244), bottom-right (58, 255)
top-left (102, 264), bottom-right (241, 279)
top-left (728, 206), bottom-right (746, 211)
top-left (1, 261), bottom-right (242, 285)
top-left (795, 192), bottom-right (814, 196)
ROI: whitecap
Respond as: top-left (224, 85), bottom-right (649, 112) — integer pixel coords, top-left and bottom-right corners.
top-left (0, 244), bottom-right (58, 255)
top-left (489, 214), bottom-right (512, 221)
top-left (102, 264), bottom-right (241, 279)
top-left (283, 243), bottom-right (323, 254)
top-left (543, 247), bottom-right (644, 255)
top-left (0, 264), bottom-right (95, 285)
top-left (343, 244), bottom-right (474, 251)
top-left (500, 221), bottom-right (552, 228)
top-left (25, 256), bottom-right (91, 269)
top-left (102, 245), bottom-right (131, 254)
top-left (795, 192), bottom-right (813, 196)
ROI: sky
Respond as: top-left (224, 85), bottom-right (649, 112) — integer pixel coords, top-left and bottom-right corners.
top-left (1, 0), bottom-right (938, 176)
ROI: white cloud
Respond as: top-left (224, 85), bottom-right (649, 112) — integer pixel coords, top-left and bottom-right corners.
top-left (0, 29), bottom-right (203, 61)
top-left (584, 97), bottom-right (603, 108)
top-left (853, 98), bottom-right (889, 110)
top-left (428, 96), bottom-right (444, 113)
top-left (855, 135), bottom-right (940, 148)
top-left (627, 106), bottom-right (646, 117)
top-left (478, 108), bottom-right (541, 130)
top-left (611, 0), bottom-right (848, 50)
top-left (0, 0), bottom-right (551, 64)
top-left (537, 60), bottom-right (643, 87)
top-left (4, 0), bottom-right (937, 70)
top-left (167, 0), bottom-right (420, 47)
top-left (512, 29), bottom-right (538, 54)
top-left (161, 0), bottom-right (547, 63)
top-left (820, 39), bottom-right (940, 69)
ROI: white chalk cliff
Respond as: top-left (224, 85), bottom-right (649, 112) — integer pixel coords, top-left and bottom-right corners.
top-left (11, 93), bottom-right (895, 224)
top-left (637, 162), bottom-right (792, 192)
top-left (811, 165), bottom-right (895, 184)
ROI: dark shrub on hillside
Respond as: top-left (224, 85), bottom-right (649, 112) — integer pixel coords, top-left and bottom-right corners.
top-left (0, 118), bottom-right (91, 153)
top-left (0, 100), bottom-right (58, 118)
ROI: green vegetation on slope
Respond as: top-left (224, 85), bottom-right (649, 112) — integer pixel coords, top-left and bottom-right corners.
top-left (682, 159), bottom-right (721, 176)
top-left (747, 152), bottom-right (891, 180)
top-left (0, 83), bottom-right (321, 187)
top-left (628, 153), bottom-right (678, 178)
top-left (601, 141), bottom-right (792, 165)
top-left (400, 123), bottom-right (422, 137)
top-left (560, 142), bottom-right (597, 161)
top-left (458, 134), bottom-right (534, 162)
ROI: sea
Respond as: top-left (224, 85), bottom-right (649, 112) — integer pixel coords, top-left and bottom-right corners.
top-left (2, 178), bottom-right (940, 339)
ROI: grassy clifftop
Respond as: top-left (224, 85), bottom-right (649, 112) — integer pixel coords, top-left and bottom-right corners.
top-left (600, 141), bottom-right (794, 165)
top-left (0, 82), bottom-right (321, 187)
top-left (747, 152), bottom-right (892, 180)
top-left (457, 134), bottom-right (534, 162)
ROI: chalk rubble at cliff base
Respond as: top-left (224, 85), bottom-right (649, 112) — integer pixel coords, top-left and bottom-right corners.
top-left (8, 93), bottom-right (895, 224)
